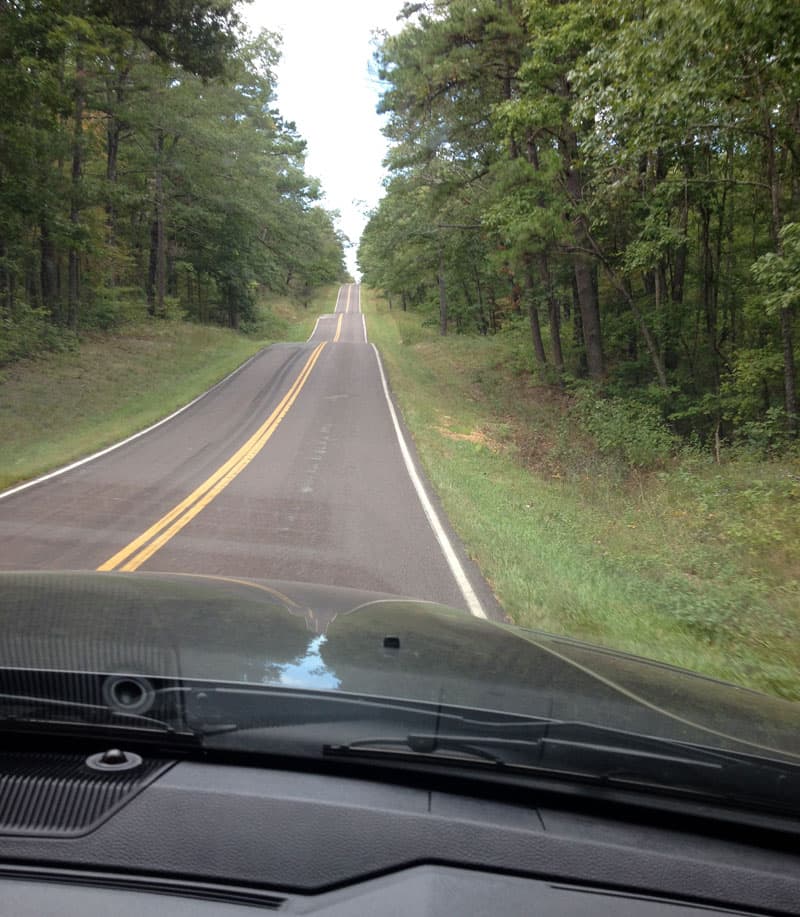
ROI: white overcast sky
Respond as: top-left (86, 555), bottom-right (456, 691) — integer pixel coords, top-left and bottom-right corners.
top-left (243, 0), bottom-right (405, 276)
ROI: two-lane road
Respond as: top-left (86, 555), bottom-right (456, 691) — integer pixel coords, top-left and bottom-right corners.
top-left (0, 285), bottom-right (499, 617)
top-left (4, 288), bottom-right (780, 759)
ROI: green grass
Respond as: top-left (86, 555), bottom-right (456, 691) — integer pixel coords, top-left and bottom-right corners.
top-left (362, 289), bottom-right (800, 700)
top-left (251, 284), bottom-right (340, 341)
top-left (0, 287), bottom-right (339, 491)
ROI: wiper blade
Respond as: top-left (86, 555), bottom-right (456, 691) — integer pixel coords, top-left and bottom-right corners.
top-left (0, 691), bottom-right (191, 738)
top-left (325, 727), bottom-right (730, 772)
top-left (324, 722), bottom-right (800, 814)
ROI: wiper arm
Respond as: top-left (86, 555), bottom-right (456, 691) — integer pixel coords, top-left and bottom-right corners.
top-left (0, 691), bottom-right (190, 737)
top-left (325, 727), bottom-right (727, 773)
top-left (325, 723), bottom-right (800, 813)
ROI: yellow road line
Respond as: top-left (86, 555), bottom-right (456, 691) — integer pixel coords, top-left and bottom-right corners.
top-left (333, 313), bottom-right (343, 342)
top-left (346, 284), bottom-right (352, 313)
top-left (98, 343), bottom-right (327, 572)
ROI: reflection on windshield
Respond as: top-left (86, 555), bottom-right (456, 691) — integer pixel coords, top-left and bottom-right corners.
top-left (264, 635), bottom-right (341, 691)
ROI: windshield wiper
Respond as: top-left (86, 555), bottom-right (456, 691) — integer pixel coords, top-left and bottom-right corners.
top-left (0, 691), bottom-right (194, 739)
top-left (3, 679), bottom-right (796, 816)
top-left (324, 722), bottom-right (800, 814)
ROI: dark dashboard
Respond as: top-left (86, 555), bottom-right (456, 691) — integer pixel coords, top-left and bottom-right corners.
top-left (0, 749), bottom-right (798, 916)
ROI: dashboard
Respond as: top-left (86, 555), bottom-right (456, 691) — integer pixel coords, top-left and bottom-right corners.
top-left (0, 749), bottom-right (798, 915)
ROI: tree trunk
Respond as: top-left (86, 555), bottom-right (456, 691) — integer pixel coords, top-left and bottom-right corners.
top-left (227, 285), bottom-right (239, 329)
top-left (474, 268), bottom-right (488, 335)
top-left (155, 182), bottom-right (166, 315)
top-left (571, 272), bottom-right (587, 375)
top-left (198, 278), bottom-right (207, 323)
top-left (525, 137), bottom-right (563, 372)
top-left (105, 65), bottom-right (129, 251)
top-left (671, 154), bottom-right (691, 304)
top-left (148, 130), bottom-right (167, 317)
top-left (604, 263), bottom-right (669, 388)
top-left (572, 256), bottom-right (603, 379)
top-left (578, 209), bottom-right (667, 388)
top-left (0, 238), bottom-right (12, 314)
top-left (510, 277), bottom-right (522, 315)
top-left (106, 118), bottom-right (121, 278)
top-left (780, 306), bottom-right (797, 436)
top-left (538, 253), bottom-right (564, 374)
top-left (67, 59), bottom-right (85, 330)
top-left (563, 131), bottom-right (604, 380)
top-left (700, 202), bottom-right (715, 344)
top-left (437, 247), bottom-right (448, 335)
top-left (672, 236), bottom-right (687, 305)
top-left (40, 224), bottom-right (59, 321)
top-left (524, 260), bottom-right (547, 368)
top-left (488, 288), bottom-right (498, 332)
top-left (106, 121), bottom-right (119, 214)
top-left (146, 218), bottom-right (157, 314)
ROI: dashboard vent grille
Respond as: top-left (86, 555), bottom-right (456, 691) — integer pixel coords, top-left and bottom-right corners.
top-left (0, 752), bottom-right (170, 837)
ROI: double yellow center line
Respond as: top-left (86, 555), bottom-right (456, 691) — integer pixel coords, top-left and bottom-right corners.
top-left (98, 342), bottom-right (327, 573)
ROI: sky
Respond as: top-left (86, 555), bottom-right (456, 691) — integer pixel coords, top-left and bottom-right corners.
top-left (243, 0), bottom-right (406, 277)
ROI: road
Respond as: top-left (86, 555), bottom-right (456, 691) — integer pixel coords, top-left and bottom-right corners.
top-left (3, 288), bottom-right (791, 760)
top-left (0, 284), bottom-right (499, 617)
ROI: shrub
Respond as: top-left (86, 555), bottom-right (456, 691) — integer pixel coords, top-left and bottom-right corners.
top-left (0, 303), bottom-right (77, 365)
top-left (573, 388), bottom-right (676, 471)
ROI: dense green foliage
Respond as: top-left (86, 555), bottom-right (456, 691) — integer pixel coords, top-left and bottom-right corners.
top-left (358, 0), bottom-right (800, 448)
top-left (0, 0), bottom-right (345, 361)
top-left (363, 288), bottom-right (800, 698)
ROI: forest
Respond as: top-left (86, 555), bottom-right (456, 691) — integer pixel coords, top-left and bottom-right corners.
top-left (358, 0), bottom-right (800, 451)
top-left (0, 0), bottom-right (346, 363)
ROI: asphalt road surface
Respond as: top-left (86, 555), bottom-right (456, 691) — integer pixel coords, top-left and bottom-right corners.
top-left (0, 285), bottom-right (500, 618)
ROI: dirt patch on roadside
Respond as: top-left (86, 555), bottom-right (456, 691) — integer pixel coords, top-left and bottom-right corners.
top-left (437, 425), bottom-right (501, 451)
top-left (436, 414), bottom-right (503, 452)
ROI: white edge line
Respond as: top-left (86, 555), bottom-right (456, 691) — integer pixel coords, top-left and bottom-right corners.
top-left (306, 316), bottom-right (322, 342)
top-left (358, 285), bottom-right (367, 342)
top-left (371, 343), bottom-right (486, 619)
top-left (0, 349), bottom-right (264, 502)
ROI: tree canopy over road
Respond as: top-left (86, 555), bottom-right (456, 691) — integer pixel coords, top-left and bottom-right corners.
top-left (0, 0), bottom-right (345, 360)
top-left (359, 0), bottom-right (800, 448)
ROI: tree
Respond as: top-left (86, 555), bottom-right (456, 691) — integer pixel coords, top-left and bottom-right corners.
top-left (362, 0), bottom-right (800, 445)
top-left (0, 3), bottom-right (345, 355)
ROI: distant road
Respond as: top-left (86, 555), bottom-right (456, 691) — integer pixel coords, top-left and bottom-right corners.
top-left (0, 285), bottom-right (500, 617)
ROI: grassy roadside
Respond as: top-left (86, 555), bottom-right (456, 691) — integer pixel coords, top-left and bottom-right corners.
top-left (251, 284), bottom-right (339, 342)
top-left (0, 285), bottom-right (339, 491)
top-left (362, 288), bottom-right (800, 700)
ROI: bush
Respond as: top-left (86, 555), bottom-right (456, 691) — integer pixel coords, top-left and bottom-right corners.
top-left (82, 288), bottom-right (148, 330)
top-left (398, 311), bottom-right (433, 346)
top-left (735, 407), bottom-right (794, 457)
top-left (495, 314), bottom-right (534, 375)
top-left (573, 388), bottom-right (676, 471)
top-left (0, 303), bottom-right (77, 365)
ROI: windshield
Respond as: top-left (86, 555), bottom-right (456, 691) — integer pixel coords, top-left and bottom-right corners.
top-left (0, 0), bottom-right (798, 824)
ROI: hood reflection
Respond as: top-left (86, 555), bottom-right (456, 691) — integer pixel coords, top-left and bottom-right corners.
top-left (264, 635), bottom-right (341, 690)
